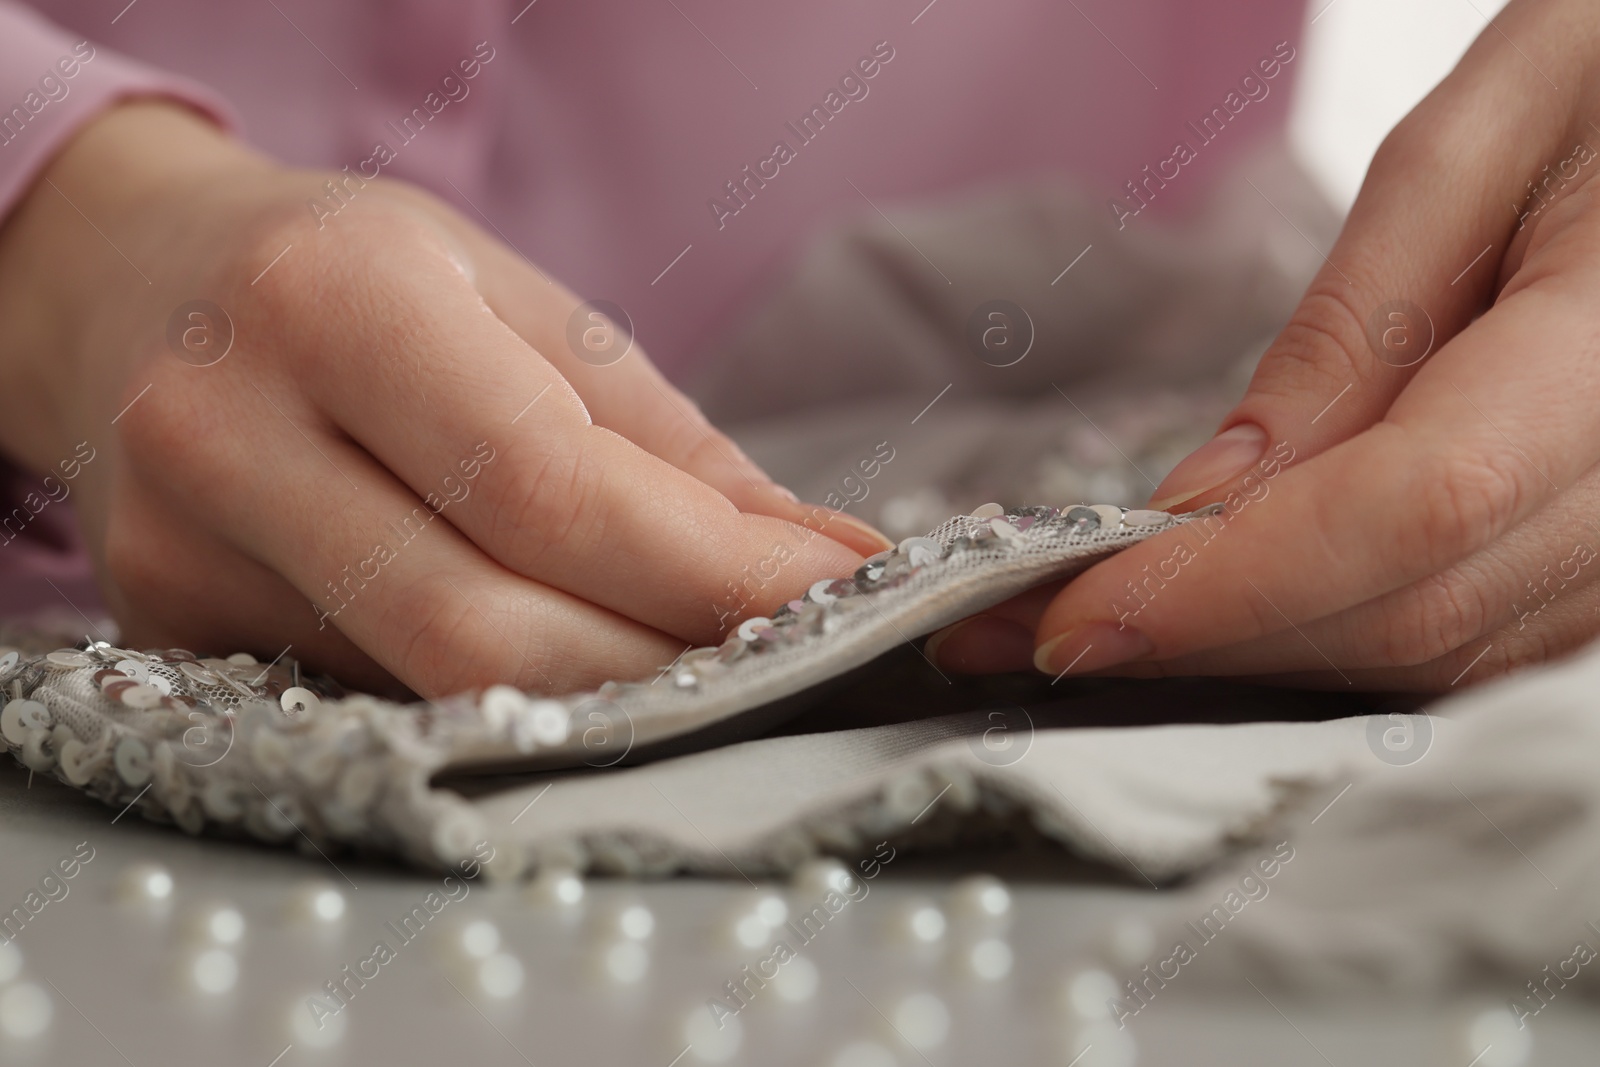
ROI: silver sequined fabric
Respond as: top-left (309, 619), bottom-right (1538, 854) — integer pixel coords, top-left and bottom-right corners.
top-left (0, 503), bottom-right (1213, 873)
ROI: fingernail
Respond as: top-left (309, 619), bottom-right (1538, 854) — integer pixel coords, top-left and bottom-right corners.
top-left (926, 615), bottom-right (1036, 673)
top-left (772, 483), bottom-right (800, 504)
top-left (1146, 423), bottom-right (1269, 512)
top-left (1034, 621), bottom-right (1153, 677)
top-left (817, 510), bottom-right (896, 556)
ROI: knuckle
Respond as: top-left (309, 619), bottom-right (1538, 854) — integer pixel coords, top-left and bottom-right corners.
top-left (1376, 573), bottom-right (1490, 666)
top-left (485, 436), bottom-right (607, 570)
top-left (1412, 449), bottom-right (1527, 569)
top-left (1470, 628), bottom-right (1551, 684)
top-left (1366, 93), bottom-right (1476, 189)
top-left (676, 427), bottom-right (739, 482)
top-left (115, 372), bottom-right (218, 486)
top-left (386, 577), bottom-right (570, 697)
top-left (230, 192), bottom-right (441, 371)
top-left (1250, 287), bottom-right (1377, 404)
top-left (382, 580), bottom-right (490, 697)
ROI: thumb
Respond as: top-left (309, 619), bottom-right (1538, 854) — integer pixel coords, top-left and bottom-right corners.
top-left (1148, 19), bottom-right (1574, 511)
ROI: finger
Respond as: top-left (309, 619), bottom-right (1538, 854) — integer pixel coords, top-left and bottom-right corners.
top-left (1035, 222), bottom-right (1600, 678)
top-left (102, 494), bottom-right (410, 698)
top-left (252, 443), bottom-right (688, 698)
top-left (1147, 4), bottom-right (1584, 512)
top-left (434, 207), bottom-right (893, 556)
top-left (925, 582), bottom-right (1063, 674)
top-left (1092, 470), bottom-right (1600, 679)
top-left (118, 376), bottom-right (687, 698)
top-left (1179, 581), bottom-right (1600, 692)
top-left (933, 470), bottom-right (1599, 678)
top-left (254, 217), bottom-right (865, 645)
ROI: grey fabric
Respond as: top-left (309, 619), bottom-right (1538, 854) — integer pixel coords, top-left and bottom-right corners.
top-left (1136, 645), bottom-right (1600, 1012)
top-left (474, 709), bottom-right (1373, 881)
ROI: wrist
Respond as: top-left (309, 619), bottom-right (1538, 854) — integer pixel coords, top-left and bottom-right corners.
top-left (0, 100), bottom-right (265, 470)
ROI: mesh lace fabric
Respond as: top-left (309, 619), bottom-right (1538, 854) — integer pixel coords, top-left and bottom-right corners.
top-left (0, 503), bottom-right (1222, 874)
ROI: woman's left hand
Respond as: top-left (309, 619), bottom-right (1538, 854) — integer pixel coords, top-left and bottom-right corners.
top-left (929, 0), bottom-right (1600, 690)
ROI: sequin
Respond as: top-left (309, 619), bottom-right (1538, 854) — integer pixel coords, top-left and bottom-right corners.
top-left (58, 738), bottom-right (108, 785)
top-left (336, 761), bottom-right (382, 810)
top-left (154, 748), bottom-right (192, 806)
top-left (480, 685), bottom-right (524, 736)
top-left (201, 779), bottom-right (245, 820)
top-left (1, 699), bottom-right (49, 746)
top-left (477, 952), bottom-right (524, 998)
top-left (968, 937), bottom-right (1013, 979)
top-left (114, 737), bottom-right (152, 786)
top-left (949, 874), bottom-right (1012, 920)
top-left (1063, 506), bottom-right (1101, 532)
top-left (120, 684), bottom-right (164, 709)
top-left (856, 552), bottom-right (890, 583)
top-left (526, 700), bottom-right (571, 746)
top-left (251, 729), bottom-right (292, 778)
top-left (0, 651), bottom-right (18, 674)
top-left (601, 940), bottom-right (649, 984)
top-left (898, 536), bottom-right (944, 567)
top-left (900, 901), bottom-right (947, 943)
top-left (44, 651), bottom-right (90, 669)
top-left (736, 617), bottom-right (773, 642)
top-left (527, 867), bottom-right (585, 907)
top-left (180, 662), bottom-right (221, 686)
top-left (0, 982), bottom-right (52, 1040)
top-left (1122, 509), bottom-right (1168, 527)
top-left (281, 687), bottom-right (320, 717)
top-left (988, 518), bottom-right (1020, 541)
top-left (679, 647), bottom-right (721, 668)
top-left (20, 728), bottom-right (55, 772)
top-left (225, 652), bottom-right (258, 666)
top-left (970, 502), bottom-right (1005, 519)
top-left (430, 808), bottom-right (487, 863)
top-left (295, 745), bottom-right (340, 788)
top-left (1090, 504), bottom-right (1123, 528)
top-left (807, 579), bottom-right (839, 606)
top-left (893, 993), bottom-right (951, 1050)
top-left (102, 678), bottom-right (138, 701)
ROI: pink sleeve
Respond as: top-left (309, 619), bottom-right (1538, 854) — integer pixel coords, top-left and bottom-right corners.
top-left (0, 3), bottom-right (234, 623)
top-left (0, 1), bottom-right (237, 221)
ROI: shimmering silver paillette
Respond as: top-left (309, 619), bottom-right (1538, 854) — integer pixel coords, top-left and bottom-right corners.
top-left (0, 503), bottom-right (1215, 871)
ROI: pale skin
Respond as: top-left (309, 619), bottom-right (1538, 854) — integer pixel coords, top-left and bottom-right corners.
top-left (932, 0), bottom-right (1600, 691)
top-left (0, 101), bottom-right (891, 700)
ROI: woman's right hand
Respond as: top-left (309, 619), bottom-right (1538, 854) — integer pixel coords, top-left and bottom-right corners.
top-left (0, 101), bottom-right (885, 699)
